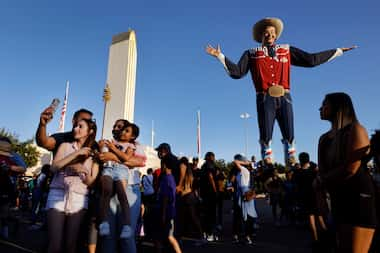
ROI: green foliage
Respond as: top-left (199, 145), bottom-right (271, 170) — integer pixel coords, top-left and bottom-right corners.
top-left (215, 159), bottom-right (229, 174)
top-left (226, 161), bottom-right (236, 172)
top-left (0, 128), bottom-right (19, 144)
top-left (14, 143), bottom-right (40, 168)
top-left (0, 127), bottom-right (40, 168)
top-left (215, 159), bottom-right (226, 170)
top-left (215, 159), bottom-right (239, 177)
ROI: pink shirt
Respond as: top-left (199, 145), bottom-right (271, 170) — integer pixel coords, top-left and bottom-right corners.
top-left (108, 140), bottom-right (147, 185)
top-left (115, 140), bottom-right (147, 166)
top-left (50, 142), bottom-right (93, 195)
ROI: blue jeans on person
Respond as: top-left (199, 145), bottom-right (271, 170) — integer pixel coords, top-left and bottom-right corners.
top-left (256, 92), bottom-right (294, 144)
top-left (31, 187), bottom-right (42, 223)
top-left (100, 184), bottom-right (141, 253)
top-left (257, 92), bottom-right (295, 162)
top-left (102, 163), bottom-right (129, 181)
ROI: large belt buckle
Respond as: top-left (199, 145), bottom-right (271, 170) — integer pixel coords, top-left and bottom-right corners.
top-left (268, 85), bottom-right (285, 97)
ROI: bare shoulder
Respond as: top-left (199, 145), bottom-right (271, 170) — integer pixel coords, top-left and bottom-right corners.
top-left (352, 121), bottom-right (366, 130)
top-left (56, 142), bottom-right (71, 152)
top-left (59, 142), bottom-right (71, 148)
top-left (349, 122), bottom-right (369, 149)
top-left (351, 122), bottom-right (368, 137)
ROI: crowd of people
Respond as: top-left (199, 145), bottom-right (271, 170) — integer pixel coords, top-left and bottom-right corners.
top-left (0, 92), bottom-right (379, 253)
top-left (0, 93), bottom-right (379, 253)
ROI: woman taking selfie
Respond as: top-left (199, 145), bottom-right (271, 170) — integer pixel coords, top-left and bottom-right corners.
top-left (47, 118), bottom-right (99, 253)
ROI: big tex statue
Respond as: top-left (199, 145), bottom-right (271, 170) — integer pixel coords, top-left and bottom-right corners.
top-left (206, 17), bottom-right (356, 164)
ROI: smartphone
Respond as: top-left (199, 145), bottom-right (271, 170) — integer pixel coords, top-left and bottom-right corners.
top-left (50, 98), bottom-right (60, 114)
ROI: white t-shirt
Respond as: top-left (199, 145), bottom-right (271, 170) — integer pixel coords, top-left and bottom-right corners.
top-left (238, 166), bottom-right (250, 191)
top-left (236, 165), bottom-right (257, 219)
top-left (127, 142), bottom-right (146, 185)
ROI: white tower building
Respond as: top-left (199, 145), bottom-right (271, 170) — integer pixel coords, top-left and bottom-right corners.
top-left (102, 30), bottom-right (137, 139)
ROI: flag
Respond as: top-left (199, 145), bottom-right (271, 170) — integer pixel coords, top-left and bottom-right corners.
top-left (58, 81), bottom-right (69, 132)
top-left (151, 120), bottom-right (155, 148)
top-left (197, 110), bottom-right (201, 158)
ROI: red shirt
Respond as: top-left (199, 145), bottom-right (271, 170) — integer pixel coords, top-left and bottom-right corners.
top-left (224, 45), bottom-right (339, 93)
top-left (249, 44), bottom-right (290, 92)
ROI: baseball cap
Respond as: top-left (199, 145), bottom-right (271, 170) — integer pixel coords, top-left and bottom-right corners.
top-left (234, 154), bottom-right (248, 162)
top-left (155, 143), bottom-right (171, 152)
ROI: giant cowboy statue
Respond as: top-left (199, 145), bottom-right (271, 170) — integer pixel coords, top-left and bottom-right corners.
top-left (206, 17), bottom-right (356, 164)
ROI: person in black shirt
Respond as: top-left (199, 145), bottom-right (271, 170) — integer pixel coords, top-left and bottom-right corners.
top-left (368, 131), bottom-right (380, 252)
top-left (191, 157), bottom-right (201, 195)
top-left (199, 151), bottom-right (218, 241)
top-left (294, 152), bottom-right (327, 247)
top-left (155, 143), bottom-right (180, 186)
top-left (318, 93), bottom-right (376, 252)
top-left (293, 153), bottom-right (316, 221)
top-left (228, 164), bottom-right (241, 243)
top-left (265, 169), bottom-right (283, 226)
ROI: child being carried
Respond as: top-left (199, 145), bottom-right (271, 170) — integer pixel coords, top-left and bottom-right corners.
top-left (98, 120), bottom-right (145, 238)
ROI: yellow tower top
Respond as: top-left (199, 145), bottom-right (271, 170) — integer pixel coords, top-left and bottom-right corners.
top-left (111, 30), bottom-right (136, 44)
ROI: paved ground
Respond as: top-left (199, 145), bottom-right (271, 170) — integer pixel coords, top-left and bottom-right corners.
top-left (179, 199), bottom-right (312, 253)
top-left (0, 199), bottom-right (312, 253)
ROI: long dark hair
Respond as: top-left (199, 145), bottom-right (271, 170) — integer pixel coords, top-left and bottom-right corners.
top-left (129, 123), bottom-right (140, 143)
top-left (69, 119), bottom-right (98, 165)
top-left (324, 92), bottom-right (358, 129)
top-left (179, 157), bottom-right (193, 192)
top-left (324, 93), bottom-right (362, 164)
top-left (81, 118), bottom-right (97, 149)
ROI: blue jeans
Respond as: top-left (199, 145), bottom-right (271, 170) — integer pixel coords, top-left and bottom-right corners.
top-left (100, 185), bottom-right (141, 253)
top-left (256, 92), bottom-right (294, 144)
top-left (31, 187), bottom-right (42, 222)
top-left (102, 163), bottom-right (129, 182)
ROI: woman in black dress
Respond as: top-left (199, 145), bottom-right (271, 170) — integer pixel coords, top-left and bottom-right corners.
top-left (318, 92), bottom-right (376, 252)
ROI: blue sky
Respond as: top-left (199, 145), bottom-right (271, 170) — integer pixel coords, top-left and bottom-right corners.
top-left (1, 0), bottom-right (379, 163)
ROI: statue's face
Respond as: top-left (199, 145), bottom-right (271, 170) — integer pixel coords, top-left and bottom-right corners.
top-left (261, 26), bottom-right (277, 46)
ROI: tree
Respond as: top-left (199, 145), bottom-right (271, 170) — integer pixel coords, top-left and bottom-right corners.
top-left (215, 159), bottom-right (230, 175)
top-left (0, 128), bottom-right (40, 168)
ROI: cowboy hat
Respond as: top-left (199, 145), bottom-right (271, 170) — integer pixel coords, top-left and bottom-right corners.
top-left (252, 17), bottom-right (284, 43)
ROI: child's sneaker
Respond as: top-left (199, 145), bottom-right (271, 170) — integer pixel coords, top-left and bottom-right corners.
top-left (99, 222), bottom-right (110, 236)
top-left (120, 225), bottom-right (133, 239)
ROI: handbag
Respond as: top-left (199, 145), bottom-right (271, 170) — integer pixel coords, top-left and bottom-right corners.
top-left (243, 190), bottom-right (256, 201)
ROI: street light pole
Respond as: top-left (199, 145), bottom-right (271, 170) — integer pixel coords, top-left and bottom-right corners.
top-left (151, 120), bottom-right (155, 148)
top-left (240, 112), bottom-right (250, 156)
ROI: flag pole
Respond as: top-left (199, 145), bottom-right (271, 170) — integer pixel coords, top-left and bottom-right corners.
top-left (197, 110), bottom-right (201, 159)
top-left (58, 81), bottom-right (69, 133)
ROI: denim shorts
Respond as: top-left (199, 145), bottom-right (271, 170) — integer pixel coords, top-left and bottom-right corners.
top-left (102, 163), bottom-right (129, 182)
top-left (46, 188), bottom-right (88, 214)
